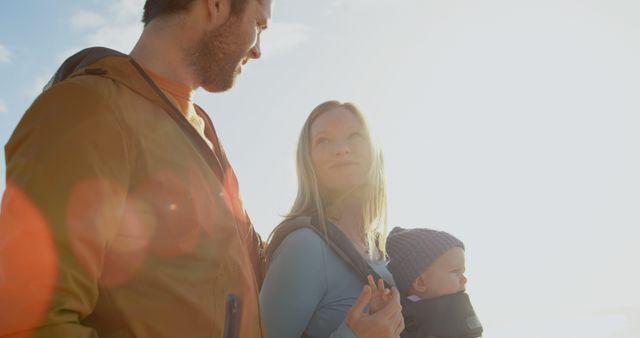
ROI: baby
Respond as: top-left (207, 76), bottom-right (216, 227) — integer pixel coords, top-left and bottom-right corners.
top-left (386, 227), bottom-right (483, 338)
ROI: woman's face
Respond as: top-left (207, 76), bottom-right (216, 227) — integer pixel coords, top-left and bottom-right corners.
top-left (309, 108), bottom-right (372, 196)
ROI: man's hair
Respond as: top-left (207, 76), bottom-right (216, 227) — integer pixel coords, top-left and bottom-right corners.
top-left (142, 0), bottom-right (251, 26)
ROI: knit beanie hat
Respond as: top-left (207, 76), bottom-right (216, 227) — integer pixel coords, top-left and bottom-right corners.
top-left (386, 227), bottom-right (465, 295)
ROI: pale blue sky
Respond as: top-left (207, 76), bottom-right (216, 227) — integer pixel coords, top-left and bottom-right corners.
top-left (1, 1), bottom-right (639, 337)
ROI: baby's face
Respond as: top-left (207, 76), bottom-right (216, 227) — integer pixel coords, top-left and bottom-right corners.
top-left (413, 247), bottom-right (467, 299)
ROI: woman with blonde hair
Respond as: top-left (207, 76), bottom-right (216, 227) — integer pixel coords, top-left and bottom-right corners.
top-left (260, 101), bottom-right (404, 338)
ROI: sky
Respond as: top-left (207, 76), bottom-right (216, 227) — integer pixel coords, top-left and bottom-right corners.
top-left (1, 0), bottom-right (640, 337)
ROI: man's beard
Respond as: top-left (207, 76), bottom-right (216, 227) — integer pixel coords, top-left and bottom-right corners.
top-left (186, 19), bottom-right (244, 93)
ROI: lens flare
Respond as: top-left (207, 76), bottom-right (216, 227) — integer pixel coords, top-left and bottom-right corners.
top-left (0, 182), bottom-right (57, 337)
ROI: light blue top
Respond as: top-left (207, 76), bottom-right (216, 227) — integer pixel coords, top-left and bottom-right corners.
top-left (260, 228), bottom-right (394, 338)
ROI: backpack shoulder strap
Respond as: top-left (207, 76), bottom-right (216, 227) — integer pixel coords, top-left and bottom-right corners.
top-left (265, 216), bottom-right (314, 266)
top-left (265, 216), bottom-right (393, 288)
top-left (310, 216), bottom-right (393, 288)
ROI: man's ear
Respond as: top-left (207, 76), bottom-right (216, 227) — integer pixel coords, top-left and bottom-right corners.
top-left (205, 0), bottom-right (232, 29)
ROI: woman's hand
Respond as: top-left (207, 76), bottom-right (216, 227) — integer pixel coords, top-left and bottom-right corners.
top-left (367, 275), bottom-right (391, 314)
top-left (346, 285), bottom-right (405, 338)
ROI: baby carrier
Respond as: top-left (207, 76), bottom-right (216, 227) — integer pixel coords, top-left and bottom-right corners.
top-left (265, 217), bottom-right (483, 338)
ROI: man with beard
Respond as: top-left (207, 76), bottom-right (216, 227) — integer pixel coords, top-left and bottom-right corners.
top-left (0, 0), bottom-right (271, 337)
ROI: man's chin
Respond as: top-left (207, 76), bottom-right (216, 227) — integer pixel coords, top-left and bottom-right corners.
top-left (201, 77), bottom-right (237, 93)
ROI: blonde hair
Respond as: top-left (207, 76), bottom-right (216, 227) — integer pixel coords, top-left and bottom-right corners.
top-left (277, 100), bottom-right (388, 259)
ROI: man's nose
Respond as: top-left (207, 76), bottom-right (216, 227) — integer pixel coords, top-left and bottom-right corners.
top-left (248, 37), bottom-right (261, 60)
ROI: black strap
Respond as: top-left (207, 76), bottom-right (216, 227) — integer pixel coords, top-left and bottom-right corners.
top-left (266, 216), bottom-right (393, 289)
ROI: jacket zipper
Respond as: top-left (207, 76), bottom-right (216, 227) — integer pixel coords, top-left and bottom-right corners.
top-left (130, 58), bottom-right (247, 338)
top-left (223, 293), bottom-right (241, 338)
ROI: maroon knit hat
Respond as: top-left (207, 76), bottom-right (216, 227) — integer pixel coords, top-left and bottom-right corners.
top-left (386, 227), bottom-right (465, 294)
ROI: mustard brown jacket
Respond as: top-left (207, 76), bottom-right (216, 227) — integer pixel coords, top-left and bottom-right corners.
top-left (0, 48), bottom-right (265, 338)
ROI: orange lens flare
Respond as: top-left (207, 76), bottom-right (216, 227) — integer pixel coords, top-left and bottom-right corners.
top-left (0, 182), bottom-right (57, 337)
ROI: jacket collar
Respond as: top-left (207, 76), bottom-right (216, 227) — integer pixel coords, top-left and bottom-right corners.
top-left (49, 47), bottom-right (227, 182)
top-left (47, 46), bottom-right (180, 116)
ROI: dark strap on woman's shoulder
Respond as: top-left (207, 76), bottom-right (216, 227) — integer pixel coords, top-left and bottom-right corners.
top-left (265, 216), bottom-right (393, 288)
top-left (264, 216), bottom-right (313, 266)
